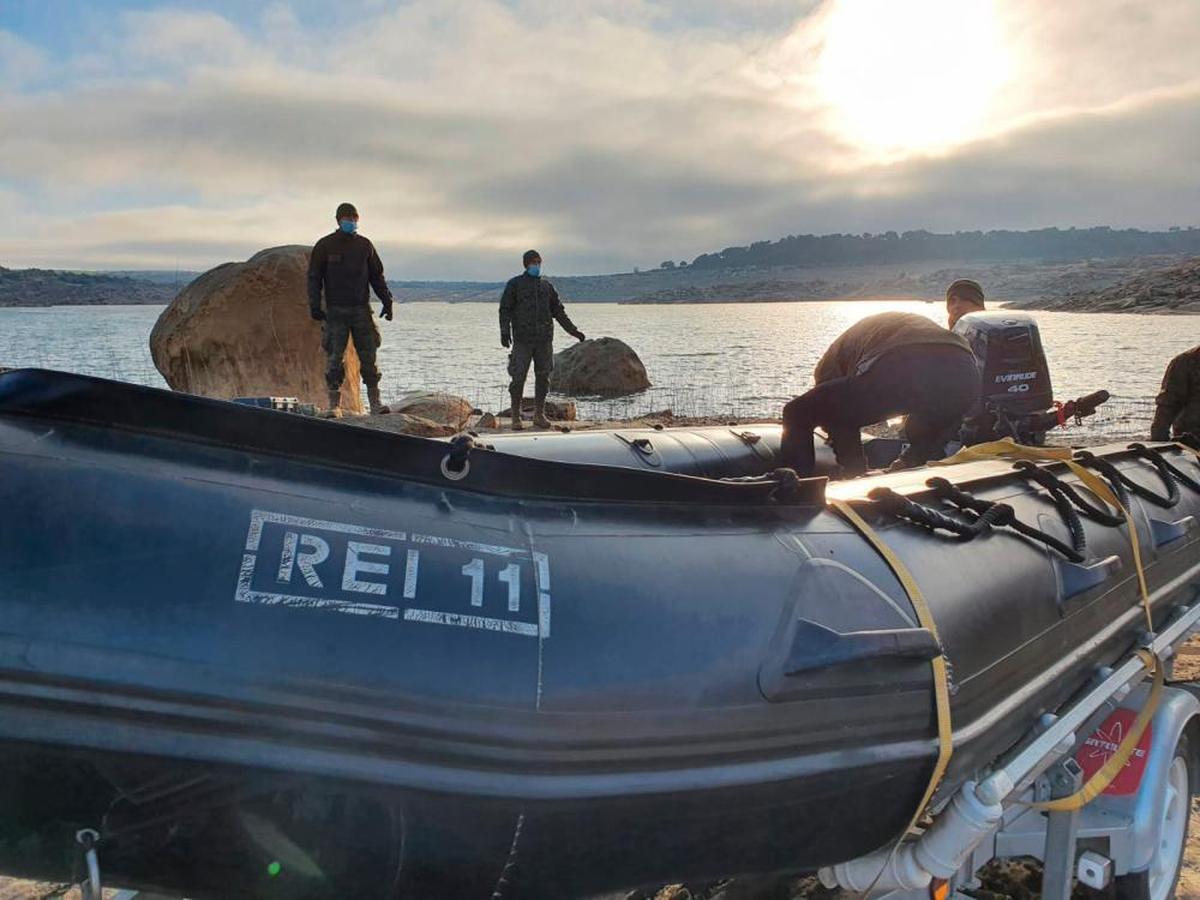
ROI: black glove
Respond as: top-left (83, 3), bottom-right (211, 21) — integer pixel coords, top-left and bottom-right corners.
top-left (573, 331), bottom-right (586, 342)
top-left (310, 308), bottom-right (326, 322)
top-left (380, 304), bottom-right (393, 321)
top-left (501, 334), bottom-right (511, 349)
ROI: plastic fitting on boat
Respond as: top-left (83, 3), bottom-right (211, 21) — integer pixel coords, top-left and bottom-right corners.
top-left (819, 780), bottom-right (1007, 892)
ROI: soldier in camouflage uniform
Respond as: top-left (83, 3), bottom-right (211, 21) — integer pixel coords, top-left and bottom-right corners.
top-left (1151, 345), bottom-right (1200, 441)
top-left (307, 202), bottom-right (395, 418)
top-left (499, 250), bottom-right (586, 430)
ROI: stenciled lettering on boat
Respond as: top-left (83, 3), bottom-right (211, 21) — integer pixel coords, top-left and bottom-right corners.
top-left (236, 509), bottom-right (550, 638)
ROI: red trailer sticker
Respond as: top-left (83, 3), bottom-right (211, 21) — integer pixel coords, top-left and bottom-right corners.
top-left (1076, 709), bottom-right (1152, 796)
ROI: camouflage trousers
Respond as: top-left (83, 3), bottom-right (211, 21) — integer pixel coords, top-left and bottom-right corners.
top-left (323, 305), bottom-right (381, 391)
top-left (507, 339), bottom-right (554, 401)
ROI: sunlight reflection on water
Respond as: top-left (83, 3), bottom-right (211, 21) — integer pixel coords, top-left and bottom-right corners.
top-left (0, 300), bottom-right (1188, 439)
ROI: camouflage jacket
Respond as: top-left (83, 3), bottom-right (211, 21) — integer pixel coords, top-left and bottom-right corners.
top-left (499, 273), bottom-right (580, 345)
top-left (1151, 346), bottom-right (1200, 440)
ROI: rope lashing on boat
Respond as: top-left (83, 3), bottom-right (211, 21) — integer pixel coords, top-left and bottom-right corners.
top-left (920, 477), bottom-right (1086, 563)
top-left (767, 467), bottom-right (807, 502)
top-left (1129, 443), bottom-right (1200, 494)
top-left (1075, 448), bottom-right (1179, 509)
top-left (1032, 649), bottom-right (1164, 812)
top-left (720, 468), bottom-right (811, 502)
top-left (828, 498), bottom-right (953, 888)
top-left (931, 439), bottom-right (1153, 631)
top-left (864, 487), bottom-right (1089, 564)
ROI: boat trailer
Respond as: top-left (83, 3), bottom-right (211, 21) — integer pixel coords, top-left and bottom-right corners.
top-left (823, 578), bottom-right (1200, 900)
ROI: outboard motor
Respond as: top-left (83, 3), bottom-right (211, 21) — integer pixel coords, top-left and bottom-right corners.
top-left (953, 311), bottom-right (1106, 446)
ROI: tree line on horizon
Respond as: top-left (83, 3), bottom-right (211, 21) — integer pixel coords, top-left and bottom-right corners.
top-left (675, 226), bottom-right (1200, 271)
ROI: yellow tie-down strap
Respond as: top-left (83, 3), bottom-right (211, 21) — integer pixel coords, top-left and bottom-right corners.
top-left (1034, 649), bottom-right (1163, 812)
top-left (931, 438), bottom-right (1152, 631)
top-left (829, 499), bottom-right (953, 837)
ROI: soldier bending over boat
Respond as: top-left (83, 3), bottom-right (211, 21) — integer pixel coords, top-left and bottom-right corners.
top-left (307, 202), bottom-right (395, 418)
top-left (781, 303), bottom-right (982, 477)
top-left (499, 249), bottom-right (586, 430)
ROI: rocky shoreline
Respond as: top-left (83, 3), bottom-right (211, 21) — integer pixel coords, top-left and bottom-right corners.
top-left (1007, 255), bottom-right (1200, 313)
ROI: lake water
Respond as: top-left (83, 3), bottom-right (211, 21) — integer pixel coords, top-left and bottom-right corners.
top-left (0, 301), bottom-right (1187, 440)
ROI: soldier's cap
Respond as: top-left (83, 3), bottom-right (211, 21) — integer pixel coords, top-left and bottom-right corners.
top-left (946, 278), bottom-right (985, 305)
top-left (523, 249), bottom-right (541, 266)
top-left (335, 202), bottom-right (359, 220)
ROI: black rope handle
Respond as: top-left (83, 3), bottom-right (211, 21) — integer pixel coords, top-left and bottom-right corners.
top-left (1076, 449), bottom-right (1179, 509)
top-left (868, 486), bottom-right (991, 537)
top-left (1128, 443), bottom-right (1200, 494)
top-left (1013, 460), bottom-right (1126, 526)
top-left (925, 476), bottom-right (1086, 562)
top-left (1004, 464), bottom-right (1090, 556)
top-left (868, 484), bottom-right (1086, 563)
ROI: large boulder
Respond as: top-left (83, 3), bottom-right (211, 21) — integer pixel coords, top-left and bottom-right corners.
top-left (549, 337), bottom-right (650, 397)
top-left (390, 391), bottom-right (474, 428)
top-left (149, 245), bottom-right (363, 413)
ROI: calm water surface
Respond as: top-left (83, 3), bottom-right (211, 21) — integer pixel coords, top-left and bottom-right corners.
top-left (0, 301), bottom-right (1186, 439)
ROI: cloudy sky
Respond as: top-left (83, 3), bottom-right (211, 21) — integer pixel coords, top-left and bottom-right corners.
top-left (1, 0), bottom-right (1198, 278)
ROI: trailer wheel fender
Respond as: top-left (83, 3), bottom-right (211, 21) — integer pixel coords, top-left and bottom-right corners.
top-left (1090, 685), bottom-right (1200, 880)
top-left (1113, 733), bottom-right (1191, 900)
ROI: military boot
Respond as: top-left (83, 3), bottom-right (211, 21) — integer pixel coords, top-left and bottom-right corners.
top-left (366, 384), bottom-right (390, 415)
top-left (324, 390), bottom-right (344, 419)
top-left (532, 400), bottom-right (551, 429)
top-left (510, 396), bottom-right (524, 431)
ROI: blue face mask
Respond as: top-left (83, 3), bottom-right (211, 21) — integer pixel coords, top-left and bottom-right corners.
top-left (526, 264), bottom-right (541, 277)
top-left (339, 219), bottom-right (358, 234)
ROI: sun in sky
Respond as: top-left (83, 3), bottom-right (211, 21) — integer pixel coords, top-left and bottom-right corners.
top-left (814, 0), bottom-right (1016, 159)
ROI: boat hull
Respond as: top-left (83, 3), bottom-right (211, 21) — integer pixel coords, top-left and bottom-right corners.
top-left (0, 369), bottom-right (1198, 898)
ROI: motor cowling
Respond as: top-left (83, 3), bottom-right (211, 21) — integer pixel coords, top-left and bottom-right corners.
top-left (954, 311), bottom-right (1054, 416)
top-left (953, 311), bottom-right (1059, 445)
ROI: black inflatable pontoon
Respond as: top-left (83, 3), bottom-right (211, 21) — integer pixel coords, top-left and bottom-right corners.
top-left (0, 369), bottom-right (1198, 899)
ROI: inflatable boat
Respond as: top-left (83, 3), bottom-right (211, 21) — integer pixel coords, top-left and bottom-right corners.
top-left (0, 368), bottom-right (1198, 899)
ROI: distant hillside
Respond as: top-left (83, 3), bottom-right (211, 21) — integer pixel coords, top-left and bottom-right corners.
top-left (389, 256), bottom-right (1190, 307)
top-left (106, 269), bottom-right (201, 286)
top-left (685, 226), bottom-right (1200, 271)
top-left (390, 280), bottom-right (504, 303)
top-left (1008, 256), bottom-right (1200, 313)
top-left (0, 266), bottom-right (175, 307)
top-left (681, 225), bottom-right (1200, 271)
top-left (5, 225), bottom-right (1200, 308)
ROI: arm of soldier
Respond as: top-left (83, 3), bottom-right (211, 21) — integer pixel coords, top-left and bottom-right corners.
top-left (498, 280), bottom-right (515, 347)
top-left (307, 242), bottom-right (326, 320)
top-left (550, 285), bottom-right (585, 341)
top-left (1150, 355), bottom-right (1190, 440)
top-left (367, 243), bottom-right (394, 320)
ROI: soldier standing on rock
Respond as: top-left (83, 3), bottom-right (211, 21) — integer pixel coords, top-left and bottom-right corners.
top-left (499, 250), bottom-right (586, 430)
top-left (308, 202), bottom-right (394, 418)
